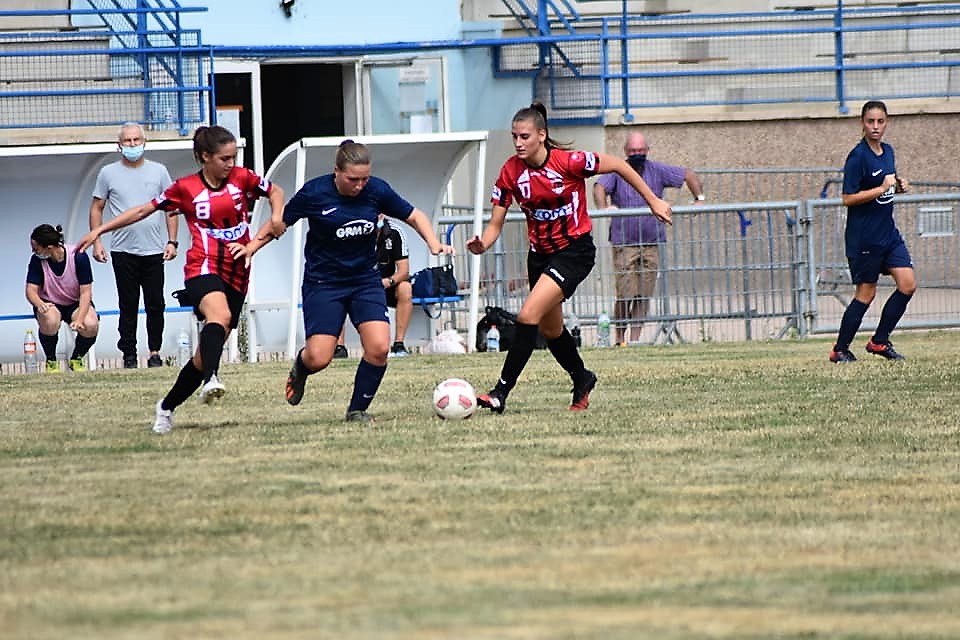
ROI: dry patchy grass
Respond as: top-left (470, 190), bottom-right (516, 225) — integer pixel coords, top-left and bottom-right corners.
top-left (1, 332), bottom-right (960, 639)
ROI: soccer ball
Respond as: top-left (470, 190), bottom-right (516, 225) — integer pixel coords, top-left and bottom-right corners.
top-left (432, 378), bottom-right (477, 420)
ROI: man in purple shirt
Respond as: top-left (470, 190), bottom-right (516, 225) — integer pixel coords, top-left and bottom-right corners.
top-left (593, 132), bottom-right (704, 344)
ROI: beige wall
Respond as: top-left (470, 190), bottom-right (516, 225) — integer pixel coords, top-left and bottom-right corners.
top-left (592, 111), bottom-right (960, 186)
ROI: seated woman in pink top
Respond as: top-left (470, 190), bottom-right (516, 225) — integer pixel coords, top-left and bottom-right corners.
top-left (25, 224), bottom-right (99, 372)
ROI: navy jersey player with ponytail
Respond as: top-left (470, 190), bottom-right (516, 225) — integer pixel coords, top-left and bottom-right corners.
top-left (830, 100), bottom-right (916, 363)
top-left (467, 102), bottom-right (672, 414)
top-left (241, 139), bottom-right (454, 423)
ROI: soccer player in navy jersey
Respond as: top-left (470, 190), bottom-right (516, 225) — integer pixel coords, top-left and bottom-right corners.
top-left (26, 224), bottom-right (100, 373)
top-left (79, 125), bottom-right (285, 433)
top-left (829, 100), bottom-right (915, 363)
top-left (239, 139), bottom-right (454, 423)
top-left (467, 102), bottom-right (672, 414)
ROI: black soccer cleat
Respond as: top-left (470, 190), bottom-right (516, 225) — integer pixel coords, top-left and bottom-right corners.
top-left (476, 389), bottom-right (507, 414)
top-left (865, 339), bottom-right (905, 361)
top-left (285, 364), bottom-right (307, 406)
top-left (829, 348), bottom-right (858, 363)
top-left (570, 369), bottom-right (597, 411)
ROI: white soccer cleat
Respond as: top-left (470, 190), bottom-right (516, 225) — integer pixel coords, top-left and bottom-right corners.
top-left (199, 374), bottom-right (226, 405)
top-left (153, 400), bottom-right (173, 434)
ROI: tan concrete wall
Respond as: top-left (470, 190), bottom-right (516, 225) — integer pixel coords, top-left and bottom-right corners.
top-left (593, 109), bottom-right (960, 187)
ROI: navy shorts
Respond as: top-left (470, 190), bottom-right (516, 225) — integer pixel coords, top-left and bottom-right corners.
top-left (847, 240), bottom-right (913, 285)
top-left (302, 277), bottom-right (389, 338)
top-left (183, 274), bottom-right (245, 329)
top-left (527, 234), bottom-right (597, 300)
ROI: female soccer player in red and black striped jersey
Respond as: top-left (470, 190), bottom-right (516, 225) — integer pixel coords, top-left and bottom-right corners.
top-left (78, 125), bottom-right (285, 433)
top-left (467, 102), bottom-right (672, 414)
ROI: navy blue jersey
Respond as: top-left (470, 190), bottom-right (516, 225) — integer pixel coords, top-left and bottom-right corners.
top-left (283, 174), bottom-right (414, 283)
top-left (26, 250), bottom-right (93, 287)
top-left (842, 138), bottom-right (901, 257)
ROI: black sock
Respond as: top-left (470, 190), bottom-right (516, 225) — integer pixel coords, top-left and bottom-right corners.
top-left (873, 290), bottom-right (913, 344)
top-left (38, 331), bottom-right (58, 361)
top-left (495, 323), bottom-right (539, 396)
top-left (162, 360), bottom-right (204, 411)
top-left (347, 358), bottom-right (387, 412)
top-left (199, 323), bottom-right (226, 383)
top-left (295, 349), bottom-right (313, 377)
top-left (835, 299), bottom-right (869, 352)
top-left (70, 335), bottom-right (96, 360)
top-left (547, 327), bottom-right (584, 377)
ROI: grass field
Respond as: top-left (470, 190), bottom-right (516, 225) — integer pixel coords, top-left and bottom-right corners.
top-left (2, 332), bottom-right (960, 639)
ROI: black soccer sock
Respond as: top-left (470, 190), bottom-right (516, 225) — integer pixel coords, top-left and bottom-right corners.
top-left (198, 322), bottom-right (227, 383)
top-left (70, 335), bottom-right (96, 360)
top-left (873, 290), bottom-right (913, 345)
top-left (547, 327), bottom-right (585, 377)
top-left (38, 331), bottom-right (58, 361)
top-left (347, 358), bottom-right (387, 412)
top-left (495, 322), bottom-right (539, 396)
top-left (835, 298), bottom-right (870, 352)
top-left (162, 360), bottom-right (204, 411)
top-left (295, 349), bottom-right (313, 377)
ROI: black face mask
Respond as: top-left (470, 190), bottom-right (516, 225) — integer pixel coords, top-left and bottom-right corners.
top-left (627, 153), bottom-right (647, 174)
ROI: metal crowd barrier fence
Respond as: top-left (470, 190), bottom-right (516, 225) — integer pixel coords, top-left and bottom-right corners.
top-left (440, 192), bottom-right (960, 345)
top-left (805, 192), bottom-right (960, 336)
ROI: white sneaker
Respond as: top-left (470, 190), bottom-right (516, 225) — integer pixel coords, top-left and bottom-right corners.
top-left (153, 400), bottom-right (173, 434)
top-left (199, 374), bottom-right (226, 405)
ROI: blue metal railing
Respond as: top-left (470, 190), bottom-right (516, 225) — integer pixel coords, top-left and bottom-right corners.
top-left (2, 4), bottom-right (960, 130)
top-left (0, 1), bottom-right (210, 133)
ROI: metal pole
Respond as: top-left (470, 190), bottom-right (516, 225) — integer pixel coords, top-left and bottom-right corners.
top-left (620, 0), bottom-right (633, 122)
top-left (835, 0), bottom-right (848, 114)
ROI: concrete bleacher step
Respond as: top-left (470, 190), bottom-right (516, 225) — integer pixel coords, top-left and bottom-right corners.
top-left (0, 32), bottom-right (112, 82)
top-left (0, 77), bottom-right (144, 128)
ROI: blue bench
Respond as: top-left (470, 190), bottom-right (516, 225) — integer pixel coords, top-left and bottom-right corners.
top-left (411, 295), bottom-right (462, 319)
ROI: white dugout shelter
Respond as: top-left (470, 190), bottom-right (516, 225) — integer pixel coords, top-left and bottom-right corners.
top-left (245, 131), bottom-right (489, 360)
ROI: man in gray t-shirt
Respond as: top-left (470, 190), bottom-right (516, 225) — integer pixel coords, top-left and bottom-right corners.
top-left (90, 122), bottom-right (176, 368)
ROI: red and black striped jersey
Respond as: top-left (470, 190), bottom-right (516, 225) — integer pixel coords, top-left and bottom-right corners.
top-left (153, 167), bottom-right (271, 294)
top-left (491, 147), bottom-right (599, 253)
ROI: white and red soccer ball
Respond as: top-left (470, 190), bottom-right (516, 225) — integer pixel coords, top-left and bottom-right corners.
top-left (432, 378), bottom-right (477, 420)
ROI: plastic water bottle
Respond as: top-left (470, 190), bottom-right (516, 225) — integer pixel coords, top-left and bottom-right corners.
top-left (486, 324), bottom-right (500, 353)
top-left (23, 329), bottom-right (38, 374)
top-left (597, 311), bottom-right (611, 347)
top-left (177, 328), bottom-right (192, 367)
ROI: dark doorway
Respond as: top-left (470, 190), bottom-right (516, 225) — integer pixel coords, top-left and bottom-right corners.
top-left (212, 73), bottom-right (255, 169)
top-left (261, 63), bottom-right (345, 170)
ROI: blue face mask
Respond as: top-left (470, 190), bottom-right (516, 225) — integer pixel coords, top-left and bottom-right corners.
top-left (121, 144), bottom-right (145, 162)
top-left (376, 218), bottom-right (384, 230)
top-left (33, 251), bottom-right (50, 260)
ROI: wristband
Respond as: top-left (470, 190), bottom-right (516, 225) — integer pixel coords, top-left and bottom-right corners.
top-left (167, 240), bottom-right (178, 249)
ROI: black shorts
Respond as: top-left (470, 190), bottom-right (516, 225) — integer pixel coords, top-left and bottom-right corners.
top-left (182, 274), bottom-right (245, 329)
top-left (527, 234), bottom-right (596, 300)
top-left (34, 301), bottom-right (97, 323)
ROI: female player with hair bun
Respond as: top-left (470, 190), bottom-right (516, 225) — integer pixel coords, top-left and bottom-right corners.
top-left (26, 223), bottom-right (100, 372)
top-left (468, 102), bottom-right (672, 414)
top-left (79, 125), bottom-right (285, 433)
top-left (240, 139), bottom-right (454, 424)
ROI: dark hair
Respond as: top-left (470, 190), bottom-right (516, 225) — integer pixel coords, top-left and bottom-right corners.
top-left (192, 125), bottom-right (236, 164)
top-left (335, 139), bottom-right (371, 170)
top-left (31, 224), bottom-right (64, 248)
top-left (861, 100), bottom-right (888, 118)
top-left (512, 101), bottom-right (571, 150)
